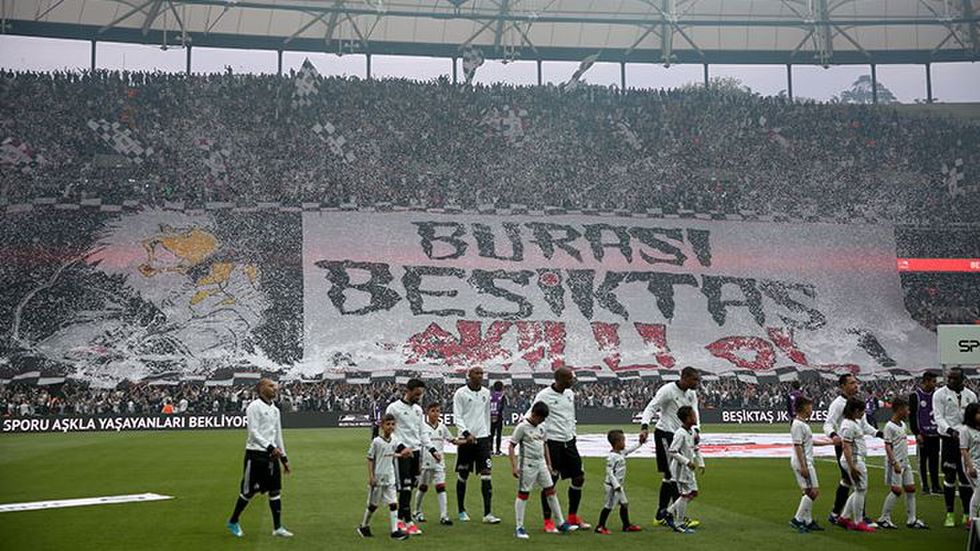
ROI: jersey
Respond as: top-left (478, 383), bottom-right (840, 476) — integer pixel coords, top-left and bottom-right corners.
top-left (883, 420), bottom-right (910, 467)
top-left (510, 420), bottom-right (547, 465)
top-left (452, 384), bottom-right (491, 439)
top-left (790, 418), bottom-right (814, 466)
top-left (422, 420), bottom-right (452, 470)
top-left (367, 435), bottom-right (398, 486)
top-left (528, 386), bottom-right (576, 442)
top-left (245, 398), bottom-right (286, 457)
top-left (605, 442), bottom-right (642, 490)
top-left (934, 386), bottom-right (979, 437)
top-left (385, 399), bottom-right (431, 451)
top-left (641, 382), bottom-right (699, 434)
top-left (823, 395), bottom-right (878, 438)
top-left (840, 418), bottom-right (868, 462)
top-left (961, 427), bottom-right (980, 466)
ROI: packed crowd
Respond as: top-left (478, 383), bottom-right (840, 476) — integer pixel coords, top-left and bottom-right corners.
top-left (1, 376), bottom-right (964, 418)
top-left (1, 69), bottom-right (977, 224)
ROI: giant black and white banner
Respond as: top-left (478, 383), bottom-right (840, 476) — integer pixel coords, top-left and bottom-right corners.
top-left (300, 211), bottom-right (934, 378)
top-left (1, 208), bottom-right (935, 385)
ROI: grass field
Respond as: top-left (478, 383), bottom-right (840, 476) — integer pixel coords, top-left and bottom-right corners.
top-left (0, 423), bottom-right (969, 550)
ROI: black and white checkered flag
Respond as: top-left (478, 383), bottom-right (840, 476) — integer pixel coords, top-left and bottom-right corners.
top-left (462, 47), bottom-right (484, 84)
top-left (86, 119), bottom-right (154, 164)
top-left (292, 58), bottom-right (321, 108)
top-left (942, 158), bottom-right (974, 196)
top-left (312, 121), bottom-right (356, 163)
top-left (1, 137), bottom-right (44, 173)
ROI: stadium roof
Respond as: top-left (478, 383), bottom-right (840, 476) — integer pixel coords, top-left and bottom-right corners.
top-left (5, 0), bottom-right (979, 65)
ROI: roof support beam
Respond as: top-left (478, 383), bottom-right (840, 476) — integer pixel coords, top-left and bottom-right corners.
top-left (815, 0), bottom-right (834, 66)
top-left (141, 0), bottom-right (165, 36)
top-left (98, 0), bottom-right (156, 34)
top-left (961, 0), bottom-right (979, 57)
top-left (493, 0), bottom-right (511, 50)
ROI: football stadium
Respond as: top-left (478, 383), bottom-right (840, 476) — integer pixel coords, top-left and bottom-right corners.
top-left (0, 1), bottom-right (979, 550)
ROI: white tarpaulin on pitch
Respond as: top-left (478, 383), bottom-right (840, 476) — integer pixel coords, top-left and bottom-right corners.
top-left (300, 211), bottom-right (934, 377)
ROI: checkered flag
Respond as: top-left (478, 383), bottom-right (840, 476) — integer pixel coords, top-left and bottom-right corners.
top-left (312, 121), bottom-right (356, 163)
top-left (1, 137), bottom-right (44, 173)
top-left (942, 158), bottom-right (975, 196)
top-left (86, 119), bottom-right (154, 164)
top-left (195, 137), bottom-right (231, 185)
top-left (292, 58), bottom-right (321, 108)
top-left (462, 47), bottom-right (484, 85)
top-left (482, 105), bottom-right (529, 145)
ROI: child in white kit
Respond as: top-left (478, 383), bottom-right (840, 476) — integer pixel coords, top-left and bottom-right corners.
top-left (413, 402), bottom-right (456, 526)
top-left (358, 414), bottom-right (412, 540)
top-left (509, 401), bottom-right (577, 539)
top-left (666, 405), bottom-right (704, 534)
top-left (788, 395), bottom-right (837, 533)
top-left (594, 429), bottom-right (645, 534)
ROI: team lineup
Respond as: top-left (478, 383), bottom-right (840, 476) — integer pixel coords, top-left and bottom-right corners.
top-left (223, 366), bottom-right (980, 541)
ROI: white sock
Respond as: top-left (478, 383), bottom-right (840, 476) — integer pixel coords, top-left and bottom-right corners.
top-left (438, 491), bottom-right (448, 519)
top-left (389, 507), bottom-right (399, 533)
top-left (794, 495), bottom-right (809, 523)
top-left (801, 495), bottom-right (814, 523)
top-left (841, 493), bottom-right (856, 520)
top-left (413, 489), bottom-right (426, 517)
top-left (852, 491), bottom-right (867, 523)
top-left (361, 507), bottom-right (374, 527)
top-left (905, 492), bottom-right (917, 523)
top-left (515, 498), bottom-right (527, 529)
top-left (546, 493), bottom-right (565, 525)
top-left (880, 492), bottom-right (898, 521)
top-left (971, 488), bottom-right (980, 518)
top-left (673, 497), bottom-right (688, 521)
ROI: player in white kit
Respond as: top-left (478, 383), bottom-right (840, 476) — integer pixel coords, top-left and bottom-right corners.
top-left (877, 396), bottom-right (928, 529)
top-left (509, 401), bottom-right (577, 539)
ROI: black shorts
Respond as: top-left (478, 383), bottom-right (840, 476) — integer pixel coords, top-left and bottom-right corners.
top-left (371, 424), bottom-right (379, 440)
top-left (654, 429), bottom-right (674, 477)
top-left (397, 450), bottom-right (422, 489)
top-left (455, 436), bottom-right (493, 474)
top-left (941, 435), bottom-right (966, 477)
top-left (547, 439), bottom-right (584, 480)
top-left (240, 450), bottom-right (281, 495)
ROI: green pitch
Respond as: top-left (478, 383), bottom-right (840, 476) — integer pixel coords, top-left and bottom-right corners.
top-left (0, 424), bottom-right (967, 550)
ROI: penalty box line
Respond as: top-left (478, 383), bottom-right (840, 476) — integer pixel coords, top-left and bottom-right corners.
top-left (0, 493), bottom-right (173, 513)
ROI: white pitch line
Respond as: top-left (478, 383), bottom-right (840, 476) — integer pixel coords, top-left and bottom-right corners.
top-left (815, 458), bottom-right (886, 471)
top-left (0, 493), bottom-right (173, 513)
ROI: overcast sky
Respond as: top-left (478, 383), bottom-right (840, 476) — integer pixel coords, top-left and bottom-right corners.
top-left (2, 34), bottom-right (979, 103)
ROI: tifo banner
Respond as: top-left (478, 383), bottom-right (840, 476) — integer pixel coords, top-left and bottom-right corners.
top-left (1, 208), bottom-right (936, 384)
top-left (301, 211), bottom-right (934, 378)
top-left (0, 208), bottom-right (303, 385)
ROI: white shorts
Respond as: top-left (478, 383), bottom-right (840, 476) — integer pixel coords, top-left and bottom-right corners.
top-left (518, 462), bottom-right (554, 494)
top-left (368, 483), bottom-right (398, 507)
top-left (420, 466), bottom-right (446, 487)
top-left (884, 464), bottom-right (914, 487)
top-left (670, 462), bottom-right (699, 495)
top-left (791, 461), bottom-right (819, 490)
top-left (839, 458), bottom-right (868, 491)
top-left (603, 484), bottom-right (629, 509)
